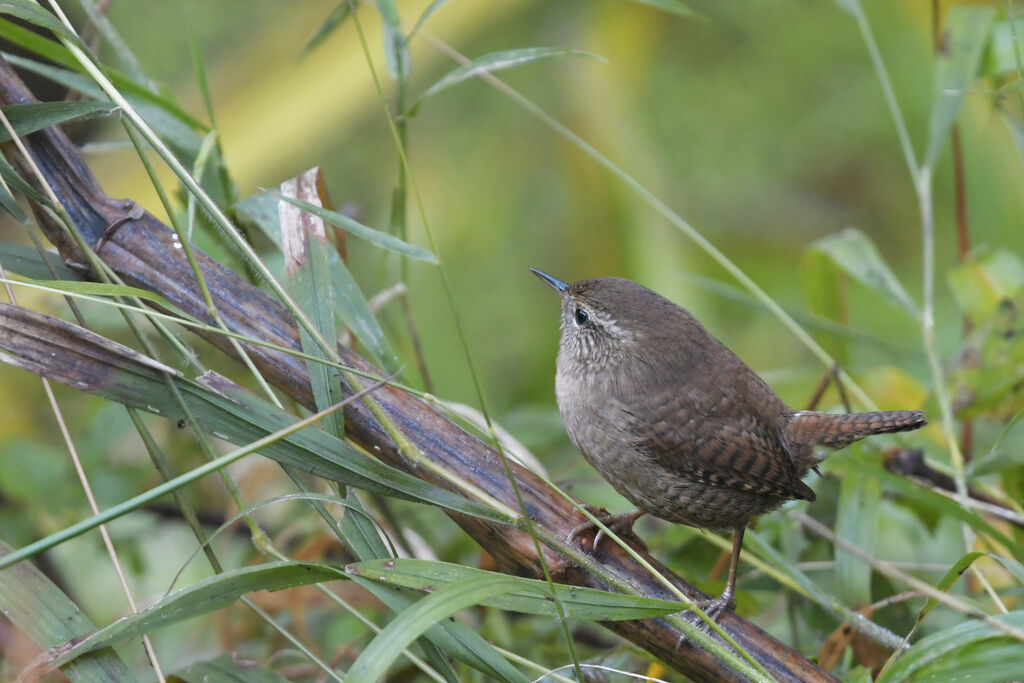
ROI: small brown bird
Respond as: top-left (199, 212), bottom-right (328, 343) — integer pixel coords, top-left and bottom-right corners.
top-left (532, 269), bottom-right (926, 620)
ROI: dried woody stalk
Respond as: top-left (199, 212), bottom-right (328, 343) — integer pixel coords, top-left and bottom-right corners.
top-left (0, 58), bottom-right (833, 681)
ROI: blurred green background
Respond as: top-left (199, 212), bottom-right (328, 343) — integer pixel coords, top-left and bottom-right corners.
top-left (74, 0), bottom-right (1017, 420)
top-left (0, 0), bottom-right (1022, 677)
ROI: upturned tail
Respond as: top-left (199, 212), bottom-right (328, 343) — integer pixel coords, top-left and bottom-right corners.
top-left (785, 410), bottom-right (926, 450)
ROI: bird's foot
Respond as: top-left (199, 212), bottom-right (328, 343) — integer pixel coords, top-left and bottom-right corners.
top-left (674, 592), bottom-right (736, 652)
top-left (566, 507), bottom-right (645, 552)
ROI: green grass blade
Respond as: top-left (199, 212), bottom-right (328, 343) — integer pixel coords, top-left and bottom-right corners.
top-left (302, 2), bottom-right (356, 57)
top-left (12, 278), bottom-right (178, 308)
top-left (39, 561), bottom-right (348, 672)
top-left (0, 302), bottom-right (509, 523)
top-left (877, 611), bottom-right (1024, 682)
top-left (0, 541), bottom-right (136, 682)
top-left (345, 575), bottom-right (537, 683)
top-left (347, 558), bottom-right (685, 620)
top-left (172, 654), bottom-right (290, 682)
top-left (0, 0), bottom-right (80, 43)
top-left (235, 191), bottom-right (401, 372)
top-left (373, 0), bottom-right (408, 80)
top-left (269, 190), bottom-right (437, 263)
top-left (408, 0), bottom-right (450, 39)
top-left (353, 577), bottom-right (529, 683)
top-left (415, 48), bottom-right (604, 107)
top-left (0, 101), bottom-right (118, 140)
top-left (279, 171), bottom-right (345, 439)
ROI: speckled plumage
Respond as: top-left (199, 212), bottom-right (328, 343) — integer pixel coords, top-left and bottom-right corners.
top-left (534, 270), bottom-right (926, 618)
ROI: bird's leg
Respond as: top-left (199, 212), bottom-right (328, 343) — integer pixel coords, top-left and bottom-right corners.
top-left (694, 527), bottom-right (745, 620)
top-left (567, 507), bottom-right (646, 551)
top-left (675, 527), bottom-right (746, 651)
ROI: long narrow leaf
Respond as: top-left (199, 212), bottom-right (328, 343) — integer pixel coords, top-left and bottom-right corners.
top-left (416, 48), bottom-right (603, 106)
top-left (0, 302), bottom-right (509, 523)
top-left (0, 540), bottom-right (135, 682)
top-left (0, 101), bottom-right (118, 141)
top-left (270, 191), bottom-right (437, 263)
top-left (279, 169), bottom-right (345, 438)
top-left (35, 562), bottom-right (348, 673)
top-left (353, 577), bottom-right (529, 683)
top-left (0, 0), bottom-right (80, 43)
top-left (373, 0), bottom-right (408, 80)
top-left (345, 576), bottom-right (536, 683)
top-left (877, 611), bottom-right (1024, 682)
top-left (347, 558), bottom-right (685, 621)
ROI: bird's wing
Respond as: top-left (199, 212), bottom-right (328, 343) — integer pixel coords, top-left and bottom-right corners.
top-left (633, 394), bottom-right (815, 501)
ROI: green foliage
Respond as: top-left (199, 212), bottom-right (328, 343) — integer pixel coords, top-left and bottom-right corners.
top-left (0, 0), bottom-right (1022, 680)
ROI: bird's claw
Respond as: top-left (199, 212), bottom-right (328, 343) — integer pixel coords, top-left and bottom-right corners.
top-left (566, 507), bottom-right (644, 552)
top-left (674, 593), bottom-right (736, 652)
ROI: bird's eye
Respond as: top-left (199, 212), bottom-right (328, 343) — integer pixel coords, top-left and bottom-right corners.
top-left (574, 308), bottom-right (589, 325)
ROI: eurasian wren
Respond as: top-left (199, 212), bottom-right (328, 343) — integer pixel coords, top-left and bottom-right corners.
top-left (532, 269), bottom-right (926, 619)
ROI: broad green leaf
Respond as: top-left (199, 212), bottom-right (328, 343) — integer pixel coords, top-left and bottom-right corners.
top-left (172, 654), bottom-right (290, 683)
top-left (812, 227), bottom-right (918, 316)
top-left (947, 246), bottom-right (1024, 321)
top-left (270, 190), bottom-right (437, 263)
top-left (347, 558), bottom-right (686, 621)
top-left (835, 458), bottom-right (879, 607)
top-left (39, 562), bottom-right (348, 672)
top-left (345, 576), bottom-right (542, 683)
top-left (830, 458), bottom-right (1024, 565)
top-left (373, 0), bottom-right (409, 80)
top-left (415, 48), bottom-right (604, 107)
top-left (923, 6), bottom-right (994, 171)
top-left (0, 540), bottom-right (135, 682)
top-left (0, 101), bottom-right (118, 141)
top-left (876, 610), bottom-right (1024, 682)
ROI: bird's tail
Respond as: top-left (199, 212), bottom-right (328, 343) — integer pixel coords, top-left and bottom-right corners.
top-left (785, 410), bottom-right (926, 450)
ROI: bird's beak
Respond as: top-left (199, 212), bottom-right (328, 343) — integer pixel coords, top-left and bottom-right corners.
top-left (530, 268), bottom-right (568, 294)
